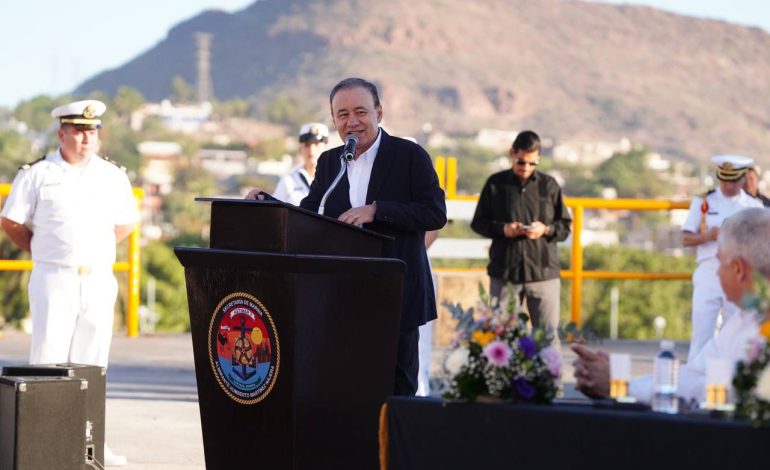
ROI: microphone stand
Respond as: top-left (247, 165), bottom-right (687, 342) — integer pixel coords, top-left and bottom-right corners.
top-left (318, 153), bottom-right (347, 216)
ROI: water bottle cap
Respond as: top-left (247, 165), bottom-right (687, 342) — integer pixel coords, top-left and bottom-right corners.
top-left (660, 340), bottom-right (675, 351)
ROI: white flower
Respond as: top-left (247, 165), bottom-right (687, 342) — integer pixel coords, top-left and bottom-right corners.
top-left (540, 346), bottom-right (563, 377)
top-left (755, 365), bottom-right (770, 402)
top-left (445, 347), bottom-right (470, 375)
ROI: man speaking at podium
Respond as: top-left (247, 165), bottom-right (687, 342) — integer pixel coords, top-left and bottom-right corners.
top-left (302, 77), bottom-right (447, 395)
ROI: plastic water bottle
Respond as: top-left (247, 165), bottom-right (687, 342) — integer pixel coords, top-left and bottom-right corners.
top-left (651, 340), bottom-right (679, 413)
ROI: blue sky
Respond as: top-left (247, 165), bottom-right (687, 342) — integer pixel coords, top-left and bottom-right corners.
top-left (1, 0), bottom-right (768, 109)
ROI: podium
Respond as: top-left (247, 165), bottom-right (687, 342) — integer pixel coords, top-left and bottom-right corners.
top-left (175, 199), bottom-right (405, 469)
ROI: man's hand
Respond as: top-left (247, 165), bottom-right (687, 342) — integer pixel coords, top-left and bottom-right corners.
top-left (704, 226), bottom-right (720, 242)
top-left (682, 227), bottom-right (719, 247)
top-left (0, 216), bottom-right (32, 252)
top-left (338, 203), bottom-right (376, 226)
top-left (524, 221), bottom-right (548, 240)
top-left (571, 344), bottom-right (611, 399)
top-left (503, 221), bottom-right (523, 237)
top-left (504, 221), bottom-right (548, 239)
top-left (245, 188), bottom-right (266, 200)
top-left (115, 223), bottom-right (136, 243)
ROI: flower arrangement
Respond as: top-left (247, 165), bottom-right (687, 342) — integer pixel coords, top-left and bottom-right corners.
top-left (440, 286), bottom-right (561, 403)
top-left (733, 274), bottom-right (770, 427)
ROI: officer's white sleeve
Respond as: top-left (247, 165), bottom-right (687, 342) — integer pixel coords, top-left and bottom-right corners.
top-left (0, 170), bottom-right (35, 224)
top-left (681, 197), bottom-right (702, 233)
top-left (113, 173), bottom-right (140, 226)
top-left (272, 175), bottom-right (291, 204)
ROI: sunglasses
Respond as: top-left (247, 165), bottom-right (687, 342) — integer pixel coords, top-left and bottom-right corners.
top-left (515, 159), bottom-right (539, 167)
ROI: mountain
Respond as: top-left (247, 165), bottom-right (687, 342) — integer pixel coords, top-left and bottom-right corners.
top-left (76, 0), bottom-right (770, 164)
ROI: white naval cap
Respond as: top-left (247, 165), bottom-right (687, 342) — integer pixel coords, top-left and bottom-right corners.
top-left (712, 154), bottom-right (754, 181)
top-left (51, 99), bottom-right (107, 128)
top-left (298, 122), bottom-right (329, 143)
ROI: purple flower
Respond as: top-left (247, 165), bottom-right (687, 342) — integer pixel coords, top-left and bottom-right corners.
top-left (518, 336), bottom-right (537, 358)
top-left (540, 346), bottom-right (562, 377)
top-left (512, 377), bottom-right (535, 401)
top-left (483, 340), bottom-right (512, 367)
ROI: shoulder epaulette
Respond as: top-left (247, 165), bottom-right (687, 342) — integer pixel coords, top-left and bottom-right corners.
top-left (101, 155), bottom-right (127, 172)
top-left (19, 155), bottom-right (46, 170)
top-left (703, 188), bottom-right (716, 197)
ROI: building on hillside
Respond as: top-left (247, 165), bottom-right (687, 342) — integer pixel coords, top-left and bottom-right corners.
top-left (474, 129), bottom-right (519, 152)
top-left (256, 155), bottom-right (294, 176)
top-left (552, 138), bottom-right (632, 166)
top-left (131, 100), bottom-right (213, 134)
top-left (197, 148), bottom-right (249, 180)
top-left (138, 141), bottom-right (182, 194)
top-left (137, 141), bottom-right (182, 240)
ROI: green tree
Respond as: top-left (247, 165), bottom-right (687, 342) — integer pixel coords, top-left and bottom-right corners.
top-left (560, 245), bottom-right (695, 340)
top-left (594, 148), bottom-right (672, 198)
top-left (265, 93), bottom-right (312, 127)
top-left (213, 98), bottom-right (251, 118)
top-left (429, 140), bottom-right (500, 195)
top-left (14, 95), bottom-right (70, 132)
top-left (0, 238), bottom-right (30, 327)
top-left (141, 242), bottom-right (190, 331)
top-left (169, 76), bottom-right (194, 103)
top-left (111, 86), bottom-right (145, 123)
top-left (0, 130), bottom-right (34, 182)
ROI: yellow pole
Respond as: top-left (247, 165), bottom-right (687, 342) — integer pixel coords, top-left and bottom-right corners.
top-left (570, 205), bottom-right (584, 325)
top-left (126, 188), bottom-right (144, 337)
top-left (447, 157), bottom-right (458, 198)
top-left (435, 156), bottom-right (446, 191)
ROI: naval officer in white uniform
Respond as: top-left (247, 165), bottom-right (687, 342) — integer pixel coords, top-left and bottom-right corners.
top-left (1, 99), bottom-right (138, 466)
top-left (681, 154), bottom-right (762, 362)
top-left (272, 122), bottom-right (329, 206)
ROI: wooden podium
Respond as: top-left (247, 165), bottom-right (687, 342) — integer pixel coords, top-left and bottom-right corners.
top-left (175, 199), bottom-right (405, 469)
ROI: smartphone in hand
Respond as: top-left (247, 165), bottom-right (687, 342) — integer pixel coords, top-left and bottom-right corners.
top-left (521, 224), bottom-right (533, 231)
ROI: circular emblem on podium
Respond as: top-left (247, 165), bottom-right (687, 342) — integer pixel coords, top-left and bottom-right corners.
top-left (208, 292), bottom-right (280, 404)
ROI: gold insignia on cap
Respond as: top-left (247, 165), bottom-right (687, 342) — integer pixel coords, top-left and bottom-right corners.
top-left (82, 105), bottom-right (96, 119)
top-left (310, 125), bottom-right (319, 135)
top-left (722, 162), bottom-right (733, 171)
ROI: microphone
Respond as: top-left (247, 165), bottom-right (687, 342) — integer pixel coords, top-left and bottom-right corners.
top-left (342, 134), bottom-right (359, 161)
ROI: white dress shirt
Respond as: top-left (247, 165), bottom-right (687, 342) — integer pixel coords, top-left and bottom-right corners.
top-left (629, 309), bottom-right (761, 403)
top-left (347, 129), bottom-right (381, 209)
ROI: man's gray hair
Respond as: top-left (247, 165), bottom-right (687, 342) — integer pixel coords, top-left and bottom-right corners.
top-left (719, 208), bottom-right (770, 278)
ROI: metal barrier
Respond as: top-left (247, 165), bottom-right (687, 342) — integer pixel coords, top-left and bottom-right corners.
top-left (434, 156), bottom-right (691, 325)
top-left (1, 156), bottom-right (691, 333)
top-left (0, 183), bottom-right (144, 337)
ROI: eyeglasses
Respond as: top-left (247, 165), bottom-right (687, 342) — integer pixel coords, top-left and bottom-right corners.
top-left (515, 159), bottom-right (539, 167)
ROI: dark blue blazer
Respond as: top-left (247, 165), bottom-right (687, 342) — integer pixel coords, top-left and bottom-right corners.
top-left (301, 130), bottom-right (447, 329)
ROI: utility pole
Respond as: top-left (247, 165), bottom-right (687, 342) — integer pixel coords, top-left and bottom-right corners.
top-left (195, 32), bottom-right (214, 102)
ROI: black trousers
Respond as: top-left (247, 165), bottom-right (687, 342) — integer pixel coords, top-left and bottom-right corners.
top-left (393, 328), bottom-right (419, 396)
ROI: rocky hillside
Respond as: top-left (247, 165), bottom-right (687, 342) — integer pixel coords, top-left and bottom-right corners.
top-left (76, 0), bottom-right (770, 163)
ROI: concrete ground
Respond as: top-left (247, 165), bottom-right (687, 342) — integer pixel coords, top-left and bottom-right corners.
top-left (0, 329), bottom-right (683, 469)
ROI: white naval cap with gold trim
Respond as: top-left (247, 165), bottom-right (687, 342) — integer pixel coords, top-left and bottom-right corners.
top-left (51, 99), bottom-right (107, 128)
top-left (298, 122), bottom-right (329, 143)
top-left (712, 154), bottom-right (754, 181)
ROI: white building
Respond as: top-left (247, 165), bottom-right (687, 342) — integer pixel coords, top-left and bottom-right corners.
top-left (131, 100), bottom-right (213, 134)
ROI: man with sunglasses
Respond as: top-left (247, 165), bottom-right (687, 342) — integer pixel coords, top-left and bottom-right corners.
top-left (471, 130), bottom-right (571, 346)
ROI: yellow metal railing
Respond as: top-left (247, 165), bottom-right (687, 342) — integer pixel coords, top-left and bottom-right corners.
top-left (0, 183), bottom-right (144, 337)
top-left (434, 156), bottom-right (691, 325)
